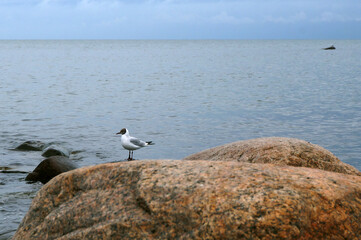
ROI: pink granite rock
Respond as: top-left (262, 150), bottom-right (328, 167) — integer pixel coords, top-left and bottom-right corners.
top-left (184, 137), bottom-right (361, 176)
top-left (13, 160), bottom-right (361, 239)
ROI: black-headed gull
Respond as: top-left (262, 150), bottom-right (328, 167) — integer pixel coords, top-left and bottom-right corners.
top-left (116, 128), bottom-right (154, 161)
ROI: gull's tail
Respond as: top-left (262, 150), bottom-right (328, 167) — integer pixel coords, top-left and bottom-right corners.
top-left (146, 141), bottom-right (155, 145)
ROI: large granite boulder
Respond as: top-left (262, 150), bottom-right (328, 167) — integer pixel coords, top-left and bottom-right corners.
top-left (184, 137), bottom-right (361, 176)
top-left (13, 160), bottom-right (361, 239)
top-left (25, 156), bottom-right (78, 184)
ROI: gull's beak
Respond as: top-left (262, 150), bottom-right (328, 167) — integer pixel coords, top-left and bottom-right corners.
top-left (116, 131), bottom-right (121, 135)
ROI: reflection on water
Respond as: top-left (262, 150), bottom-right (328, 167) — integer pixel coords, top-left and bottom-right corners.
top-left (1, 40), bottom-right (361, 237)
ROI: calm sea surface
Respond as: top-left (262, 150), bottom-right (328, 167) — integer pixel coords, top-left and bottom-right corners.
top-left (1, 40), bottom-right (361, 238)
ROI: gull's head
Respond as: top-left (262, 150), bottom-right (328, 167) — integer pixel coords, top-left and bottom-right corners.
top-left (116, 128), bottom-right (127, 135)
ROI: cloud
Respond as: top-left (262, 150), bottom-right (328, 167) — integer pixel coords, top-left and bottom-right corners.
top-left (0, 0), bottom-right (361, 39)
top-left (312, 11), bottom-right (361, 22)
top-left (264, 12), bottom-right (307, 23)
top-left (211, 11), bottom-right (254, 24)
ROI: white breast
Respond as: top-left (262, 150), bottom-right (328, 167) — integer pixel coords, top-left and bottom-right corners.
top-left (121, 135), bottom-right (141, 150)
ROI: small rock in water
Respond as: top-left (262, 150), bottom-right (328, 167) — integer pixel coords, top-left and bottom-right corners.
top-left (15, 141), bottom-right (46, 151)
top-left (323, 45), bottom-right (336, 50)
top-left (42, 145), bottom-right (70, 158)
top-left (0, 166), bottom-right (12, 171)
top-left (25, 156), bottom-right (78, 184)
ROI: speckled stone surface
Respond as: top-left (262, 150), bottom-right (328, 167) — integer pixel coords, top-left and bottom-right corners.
top-left (184, 137), bottom-right (361, 176)
top-left (13, 160), bottom-right (361, 239)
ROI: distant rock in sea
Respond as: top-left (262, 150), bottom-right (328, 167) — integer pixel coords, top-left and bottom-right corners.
top-left (323, 45), bottom-right (336, 50)
top-left (13, 138), bottom-right (361, 239)
top-left (25, 156), bottom-right (78, 184)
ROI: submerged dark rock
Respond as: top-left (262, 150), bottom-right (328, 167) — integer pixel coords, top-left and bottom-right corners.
top-left (25, 156), bottom-right (78, 184)
top-left (0, 166), bottom-right (12, 171)
top-left (41, 145), bottom-right (70, 158)
top-left (1, 170), bottom-right (29, 174)
top-left (15, 141), bottom-right (47, 151)
top-left (0, 166), bottom-right (28, 173)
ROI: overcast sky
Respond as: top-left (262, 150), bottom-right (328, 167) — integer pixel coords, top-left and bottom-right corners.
top-left (1, 0), bottom-right (360, 39)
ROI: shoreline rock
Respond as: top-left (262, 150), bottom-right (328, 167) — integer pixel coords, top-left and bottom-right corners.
top-left (13, 159), bottom-right (361, 239)
top-left (25, 156), bottom-right (78, 184)
top-left (42, 145), bottom-right (70, 158)
top-left (184, 137), bottom-right (361, 176)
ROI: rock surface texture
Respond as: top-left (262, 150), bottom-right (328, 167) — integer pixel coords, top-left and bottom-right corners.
top-left (14, 159), bottom-right (361, 239)
top-left (184, 137), bottom-right (361, 176)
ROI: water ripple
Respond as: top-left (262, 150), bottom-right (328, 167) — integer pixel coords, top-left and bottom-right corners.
top-left (1, 40), bottom-right (361, 237)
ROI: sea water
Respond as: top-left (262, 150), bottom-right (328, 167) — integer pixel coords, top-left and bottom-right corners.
top-left (1, 40), bottom-right (361, 238)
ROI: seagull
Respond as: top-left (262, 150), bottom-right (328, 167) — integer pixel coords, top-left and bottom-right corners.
top-left (116, 128), bottom-right (154, 161)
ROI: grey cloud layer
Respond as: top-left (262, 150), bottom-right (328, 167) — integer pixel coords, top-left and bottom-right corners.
top-left (1, 0), bottom-right (360, 39)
